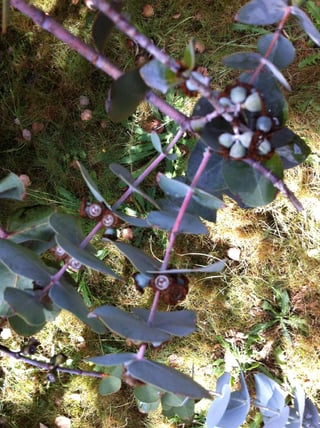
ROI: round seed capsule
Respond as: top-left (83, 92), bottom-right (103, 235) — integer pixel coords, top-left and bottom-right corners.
top-left (230, 86), bottom-right (247, 104)
top-left (258, 139), bottom-right (271, 155)
top-left (153, 274), bottom-right (170, 290)
top-left (69, 258), bottom-right (82, 271)
top-left (219, 97), bottom-right (232, 107)
top-left (229, 140), bottom-right (246, 159)
top-left (239, 131), bottom-right (254, 148)
top-left (243, 92), bottom-right (262, 112)
top-left (219, 132), bottom-right (234, 148)
top-left (256, 116), bottom-right (273, 133)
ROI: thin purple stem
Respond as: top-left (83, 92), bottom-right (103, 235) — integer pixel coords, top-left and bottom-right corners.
top-left (249, 6), bottom-right (292, 85)
top-left (243, 158), bottom-right (303, 212)
top-left (0, 344), bottom-right (105, 378)
top-left (112, 129), bottom-right (185, 210)
top-left (162, 147), bottom-right (214, 270)
top-left (42, 220), bottom-right (104, 295)
top-left (0, 228), bottom-right (8, 239)
top-left (10, 0), bottom-right (189, 128)
top-left (94, 0), bottom-right (224, 115)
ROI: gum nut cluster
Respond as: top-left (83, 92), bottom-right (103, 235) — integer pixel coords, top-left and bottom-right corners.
top-left (218, 86), bottom-right (274, 159)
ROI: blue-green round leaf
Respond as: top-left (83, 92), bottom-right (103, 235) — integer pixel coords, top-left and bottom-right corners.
top-left (8, 314), bottom-right (46, 336)
top-left (140, 59), bottom-right (182, 94)
top-left (291, 6), bottom-right (320, 46)
top-left (134, 385), bottom-right (161, 404)
top-left (99, 376), bottom-right (121, 395)
top-left (49, 276), bottom-right (106, 334)
top-left (7, 205), bottom-right (54, 246)
top-left (109, 241), bottom-right (161, 273)
top-left (161, 392), bottom-right (186, 408)
top-left (236, 0), bottom-right (287, 25)
top-left (133, 309), bottom-right (196, 337)
top-left (4, 288), bottom-right (46, 326)
top-left (206, 375), bottom-right (231, 427)
top-left (107, 69), bottom-right (149, 122)
top-left (87, 353), bottom-right (137, 366)
top-left (0, 172), bottom-right (25, 200)
top-left (147, 210), bottom-right (207, 234)
top-left (162, 399), bottom-right (195, 420)
top-left (258, 34), bottom-right (295, 69)
top-left (0, 263), bottom-right (33, 316)
top-left (264, 406), bottom-right (289, 428)
top-left (0, 239), bottom-right (51, 285)
top-left (216, 372), bottom-right (250, 428)
top-left (223, 52), bottom-right (261, 70)
top-left (126, 359), bottom-right (210, 399)
top-left (89, 305), bottom-right (171, 346)
top-left (254, 373), bottom-right (286, 418)
top-left (222, 154), bottom-right (283, 207)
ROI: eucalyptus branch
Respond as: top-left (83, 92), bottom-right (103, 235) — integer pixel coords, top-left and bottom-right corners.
top-left (243, 158), bottom-right (303, 212)
top-left (93, 0), bottom-right (226, 116)
top-left (112, 129), bottom-right (185, 210)
top-left (10, 0), bottom-right (189, 129)
top-left (162, 147), bottom-right (214, 270)
top-left (249, 6), bottom-right (292, 85)
top-left (0, 344), bottom-right (105, 378)
top-left (42, 220), bottom-right (105, 295)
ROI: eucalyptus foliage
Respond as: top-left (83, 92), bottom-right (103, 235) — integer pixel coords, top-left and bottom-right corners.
top-left (1, 0), bottom-right (320, 426)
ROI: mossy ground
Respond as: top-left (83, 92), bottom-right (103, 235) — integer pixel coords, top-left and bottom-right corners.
top-left (1, 1), bottom-right (320, 427)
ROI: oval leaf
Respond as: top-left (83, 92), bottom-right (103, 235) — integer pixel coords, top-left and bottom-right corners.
top-left (264, 406), bottom-right (289, 428)
top-left (49, 276), bottom-right (106, 334)
top-left (303, 398), bottom-right (320, 427)
top-left (257, 33), bottom-right (295, 69)
top-left (108, 241), bottom-right (161, 273)
top-left (4, 288), bottom-right (46, 326)
top-left (140, 59), bottom-right (182, 94)
top-left (147, 210), bottom-right (207, 234)
top-left (134, 385), bottom-right (161, 404)
top-left (126, 359), bottom-right (211, 399)
top-left (158, 173), bottom-right (224, 210)
top-left (254, 373), bottom-right (286, 418)
top-left (223, 52), bottom-right (261, 69)
top-left (7, 205), bottom-right (54, 246)
top-left (8, 314), bottom-right (46, 336)
top-left (0, 172), bottom-right (25, 200)
top-left (99, 375), bottom-right (122, 395)
top-left (89, 305), bottom-right (171, 346)
top-left (133, 309), bottom-right (196, 337)
top-left (87, 353), bottom-right (137, 366)
top-left (206, 380), bottom-right (231, 427)
top-left (222, 154), bottom-right (283, 207)
top-left (107, 69), bottom-right (149, 122)
top-left (76, 161), bottom-right (110, 207)
top-left (147, 259), bottom-right (226, 275)
top-left (236, 0), bottom-right (286, 25)
top-left (217, 372), bottom-right (250, 428)
top-left (291, 6), bottom-right (320, 46)
top-left (0, 239), bottom-right (51, 285)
